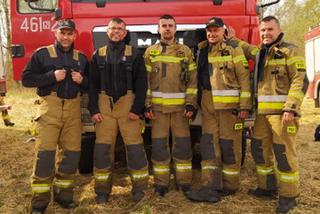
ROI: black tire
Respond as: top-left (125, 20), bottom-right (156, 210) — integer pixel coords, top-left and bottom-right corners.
top-left (78, 132), bottom-right (96, 174)
top-left (241, 128), bottom-right (247, 166)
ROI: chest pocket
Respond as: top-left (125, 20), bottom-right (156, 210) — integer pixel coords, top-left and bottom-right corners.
top-left (270, 54), bottom-right (289, 94)
top-left (218, 50), bottom-right (238, 88)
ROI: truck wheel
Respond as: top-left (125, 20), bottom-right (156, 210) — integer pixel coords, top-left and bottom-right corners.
top-left (78, 132), bottom-right (95, 174)
top-left (241, 128), bottom-right (247, 166)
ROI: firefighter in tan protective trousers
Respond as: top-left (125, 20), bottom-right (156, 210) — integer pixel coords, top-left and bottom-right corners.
top-left (144, 14), bottom-right (197, 197)
top-left (187, 17), bottom-right (251, 202)
top-left (22, 20), bottom-right (89, 214)
top-left (243, 16), bottom-right (306, 214)
top-left (88, 17), bottom-right (149, 203)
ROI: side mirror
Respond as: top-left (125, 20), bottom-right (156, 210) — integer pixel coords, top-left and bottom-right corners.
top-left (96, 0), bottom-right (107, 8)
top-left (53, 8), bottom-right (62, 20)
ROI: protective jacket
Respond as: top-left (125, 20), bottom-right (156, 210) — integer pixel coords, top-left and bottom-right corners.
top-left (22, 42), bottom-right (89, 98)
top-left (254, 35), bottom-right (306, 115)
top-left (197, 40), bottom-right (251, 110)
top-left (88, 40), bottom-right (147, 115)
top-left (144, 41), bottom-right (197, 113)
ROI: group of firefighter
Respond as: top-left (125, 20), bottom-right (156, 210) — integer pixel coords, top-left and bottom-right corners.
top-left (21, 13), bottom-right (307, 214)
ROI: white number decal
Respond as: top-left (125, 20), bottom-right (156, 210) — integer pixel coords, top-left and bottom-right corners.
top-left (20, 17), bottom-right (57, 33)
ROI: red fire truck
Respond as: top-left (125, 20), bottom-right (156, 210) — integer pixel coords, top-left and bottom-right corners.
top-left (305, 25), bottom-right (320, 107)
top-left (11, 0), bottom-right (280, 171)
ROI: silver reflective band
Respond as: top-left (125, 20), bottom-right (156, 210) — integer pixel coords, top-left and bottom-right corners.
top-left (258, 95), bottom-right (288, 102)
top-left (153, 167), bottom-right (170, 172)
top-left (222, 169), bottom-right (240, 175)
top-left (132, 173), bottom-right (149, 179)
top-left (202, 165), bottom-right (218, 170)
top-left (152, 91), bottom-right (186, 99)
top-left (176, 165), bottom-right (192, 170)
top-left (32, 186), bottom-right (50, 191)
top-left (212, 90), bottom-right (240, 96)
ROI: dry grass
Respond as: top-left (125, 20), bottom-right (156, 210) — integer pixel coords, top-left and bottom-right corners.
top-left (0, 88), bottom-right (320, 214)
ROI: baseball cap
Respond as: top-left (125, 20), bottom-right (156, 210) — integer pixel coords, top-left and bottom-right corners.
top-left (206, 17), bottom-right (224, 28)
top-left (57, 20), bottom-right (76, 30)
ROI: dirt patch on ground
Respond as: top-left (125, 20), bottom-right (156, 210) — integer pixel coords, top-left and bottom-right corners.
top-left (0, 88), bottom-right (320, 214)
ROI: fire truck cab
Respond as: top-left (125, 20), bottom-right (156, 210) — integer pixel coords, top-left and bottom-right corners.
top-left (305, 25), bottom-right (320, 107)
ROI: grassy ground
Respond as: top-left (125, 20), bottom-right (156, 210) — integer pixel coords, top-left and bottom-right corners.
top-left (0, 87), bottom-right (320, 214)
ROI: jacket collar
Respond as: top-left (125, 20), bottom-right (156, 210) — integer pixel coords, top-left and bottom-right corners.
top-left (55, 41), bottom-right (74, 53)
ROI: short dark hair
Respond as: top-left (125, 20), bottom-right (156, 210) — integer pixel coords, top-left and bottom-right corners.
top-left (109, 17), bottom-right (126, 26)
top-left (261, 16), bottom-right (280, 26)
top-left (159, 14), bottom-right (176, 23)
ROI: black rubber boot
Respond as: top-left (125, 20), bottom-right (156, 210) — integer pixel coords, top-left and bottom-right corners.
top-left (132, 190), bottom-right (145, 202)
top-left (154, 185), bottom-right (169, 197)
top-left (176, 184), bottom-right (191, 194)
top-left (30, 207), bottom-right (47, 214)
top-left (54, 198), bottom-right (78, 209)
top-left (95, 193), bottom-right (109, 204)
top-left (219, 188), bottom-right (237, 196)
top-left (248, 188), bottom-right (278, 199)
top-left (276, 196), bottom-right (297, 214)
top-left (186, 187), bottom-right (221, 203)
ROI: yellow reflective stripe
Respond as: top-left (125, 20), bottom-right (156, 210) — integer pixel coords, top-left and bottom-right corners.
top-left (175, 163), bottom-right (192, 172)
top-left (287, 56), bottom-right (306, 69)
top-left (152, 98), bottom-right (185, 105)
top-left (188, 63), bottom-right (197, 71)
top-left (153, 165), bottom-right (170, 174)
top-left (277, 170), bottom-right (299, 183)
top-left (31, 184), bottom-right (51, 193)
top-left (213, 96), bottom-right (239, 103)
top-left (258, 102), bottom-right (284, 110)
top-left (287, 125), bottom-right (297, 134)
top-left (94, 172), bottom-right (111, 181)
top-left (145, 64), bottom-right (152, 72)
top-left (288, 90), bottom-right (304, 101)
top-left (2, 115), bottom-right (10, 120)
top-left (222, 168), bottom-right (240, 177)
top-left (233, 55), bottom-right (248, 67)
top-left (240, 91), bottom-right (251, 98)
top-left (186, 88), bottom-right (198, 95)
top-left (208, 55), bottom-right (232, 63)
top-left (147, 89), bottom-right (151, 96)
top-left (268, 58), bottom-right (286, 66)
top-left (256, 165), bottom-right (274, 176)
top-left (250, 48), bottom-right (259, 56)
top-left (54, 179), bottom-right (74, 188)
top-left (238, 41), bottom-right (245, 47)
top-left (201, 163), bottom-right (218, 171)
top-left (131, 170), bottom-right (149, 180)
top-left (150, 55), bottom-right (187, 63)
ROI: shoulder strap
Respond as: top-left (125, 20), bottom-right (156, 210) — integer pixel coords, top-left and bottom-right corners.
top-left (46, 45), bottom-right (57, 58)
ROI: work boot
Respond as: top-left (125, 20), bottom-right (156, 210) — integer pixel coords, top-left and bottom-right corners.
top-left (248, 188), bottom-right (278, 199)
top-left (132, 191), bottom-right (145, 202)
top-left (219, 188), bottom-right (237, 196)
top-left (176, 184), bottom-right (191, 195)
top-left (95, 193), bottom-right (109, 204)
top-left (54, 198), bottom-right (78, 209)
top-left (186, 186), bottom-right (221, 203)
top-left (30, 207), bottom-right (46, 214)
top-left (154, 185), bottom-right (169, 197)
top-left (4, 119), bottom-right (14, 126)
top-left (276, 196), bottom-right (297, 214)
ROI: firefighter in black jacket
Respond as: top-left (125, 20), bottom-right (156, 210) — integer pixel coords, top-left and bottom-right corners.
top-left (22, 20), bottom-right (89, 214)
top-left (88, 17), bottom-right (149, 203)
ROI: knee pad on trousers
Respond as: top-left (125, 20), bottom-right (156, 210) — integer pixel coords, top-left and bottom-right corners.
top-left (273, 144), bottom-right (291, 172)
top-left (173, 137), bottom-right (192, 160)
top-left (219, 139), bottom-right (236, 165)
top-left (59, 151), bottom-right (80, 174)
top-left (35, 150), bottom-right (56, 177)
top-left (266, 174), bottom-right (277, 190)
top-left (251, 138), bottom-right (265, 164)
top-left (94, 144), bottom-right (111, 169)
top-left (200, 133), bottom-right (215, 160)
top-left (127, 144), bottom-right (148, 170)
top-left (152, 138), bottom-right (169, 161)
